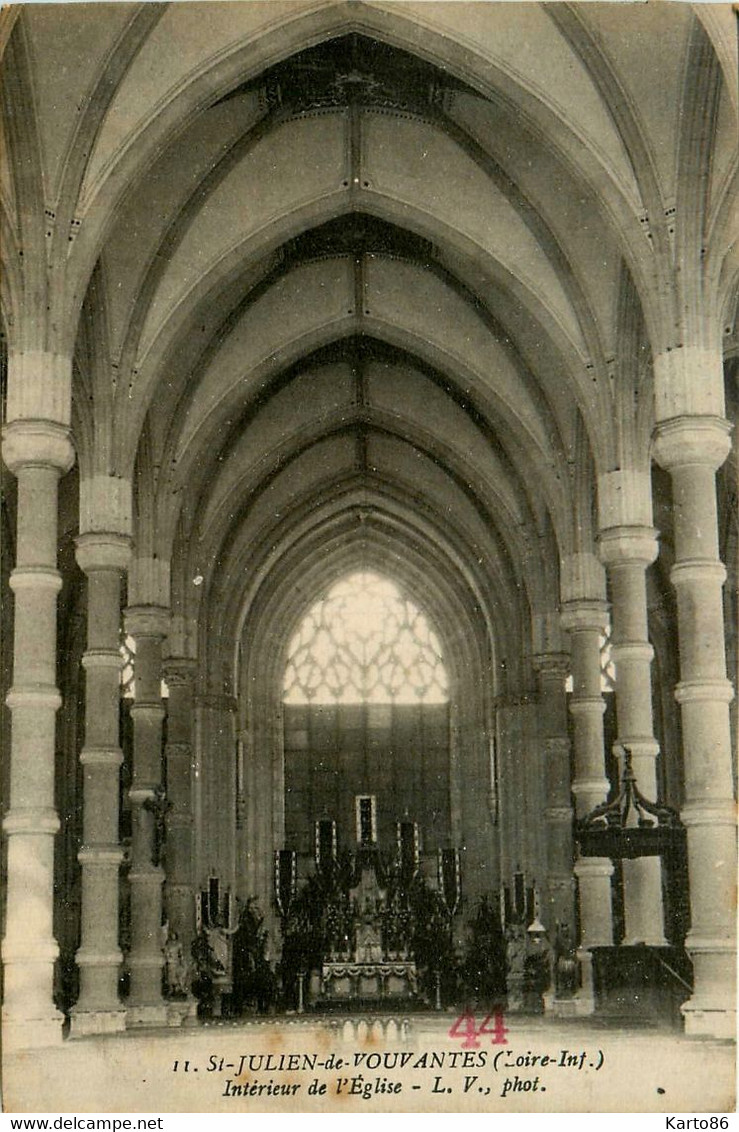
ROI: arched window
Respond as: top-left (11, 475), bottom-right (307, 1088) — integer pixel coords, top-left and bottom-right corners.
top-left (283, 572), bottom-right (449, 705)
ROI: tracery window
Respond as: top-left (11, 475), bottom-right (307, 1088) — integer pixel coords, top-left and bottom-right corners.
top-left (282, 572), bottom-right (449, 705)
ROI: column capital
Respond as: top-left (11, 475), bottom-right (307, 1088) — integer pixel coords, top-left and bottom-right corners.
top-left (75, 532), bottom-right (132, 574)
top-left (2, 419), bottom-right (74, 476)
top-left (611, 641), bottom-right (654, 665)
top-left (670, 560), bottom-right (727, 588)
top-left (675, 678), bottom-right (734, 705)
top-left (613, 738), bottom-right (660, 759)
top-left (598, 526), bottom-right (658, 567)
top-left (163, 657), bottom-right (198, 686)
top-left (533, 652), bottom-right (570, 679)
top-left (652, 415), bottom-right (732, 472)
top-left (574, 857), bottom-right (614, 880)
top-left (560, 600), bottom-right (608, 634)
top-left (124, 604), bottom-right (170, 639)
top-left (572, 775), bottom-right (610, 801)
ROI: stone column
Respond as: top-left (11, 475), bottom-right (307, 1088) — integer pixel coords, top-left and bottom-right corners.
top-left (70, 533), bottom-right (130, 1035)
top-left (124, 605), bottom-right (169, 1026)
top-left (561, 597), bottom-right (613, 1013)
top-left (599, 522), bottom-right (666, 946)
top-left (653, 405), bottom-right (735, 1039)
top-left (533, 653), bottom-right (574, 933)
top-left (162, 658), bottom-right (197, 954)
top-left (197, 692), bottom-right (237, 892)
top-left (1, 418), bottom-right (75, 1048)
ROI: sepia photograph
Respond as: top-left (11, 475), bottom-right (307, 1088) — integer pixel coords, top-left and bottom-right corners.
top-left (0, 0), bottom-right (736, 1117)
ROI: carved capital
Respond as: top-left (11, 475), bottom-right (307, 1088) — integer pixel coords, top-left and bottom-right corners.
top-left (125, 604), bottom-right (170, 639)
top-left (598, 526), bottom-right (658, 567)
top-left (2, 419), bottom-right (74, 475)
top-left (652, 415), bottom-right (732, 473)
top-left (560, 600), bottom-right (608, 634)
top-left (9, 567), bottom-right (62, 594)
top-left (75, 531), bottom-right (131, 574)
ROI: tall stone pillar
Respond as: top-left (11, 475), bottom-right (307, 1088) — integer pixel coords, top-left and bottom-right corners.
top-left (162, 658), bottom-right (197, 954)
top-left (561, 593), bottom-right (613, 1013)
top-left (70, 533), bottom-right (131, 1035)
top-left (599, 513), bottom-right (666, 946)
top-left (1, 418), bottom-right (74, 1048)
top-left (653, 382), bottom-right (735, 1037)
top-left (197, 691), bottom-right (237, 893)
top-left (533, 653), bottom-right (574, 933)
top-left (124, 605), bottom-right (169, 1026)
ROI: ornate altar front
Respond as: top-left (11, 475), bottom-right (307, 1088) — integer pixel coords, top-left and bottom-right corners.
top-left (321, 961), bottom-right (417, 1000)
top-left (320, 860), bottom-right (417, 1002)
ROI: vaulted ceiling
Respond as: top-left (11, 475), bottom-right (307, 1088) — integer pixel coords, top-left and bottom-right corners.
top-left (1, 2), bottom-right (737, 680)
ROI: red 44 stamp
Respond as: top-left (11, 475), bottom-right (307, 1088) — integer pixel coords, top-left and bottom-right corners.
top-left (448, 1010), bottom-right (509, 1048)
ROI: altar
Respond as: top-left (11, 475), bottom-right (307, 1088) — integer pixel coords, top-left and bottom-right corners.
top-left (318, 855), bottom-right (418, 1004)
top-left (277, 811), bottom-right (458, 1011)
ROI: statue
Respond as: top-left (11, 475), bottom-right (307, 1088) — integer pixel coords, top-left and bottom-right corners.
top-left (350, 865), bottom-right (387, 963)
top-left (505, 923), bottom-right (526, 1012)
top-left (354, 886), bottom-right (385, 963)
top-left (553, 922), bottom-right (579, 999)
top-left (524, 918), bottom-right (552, 1012)
top-left (163, 929), bottom-right (190, 998)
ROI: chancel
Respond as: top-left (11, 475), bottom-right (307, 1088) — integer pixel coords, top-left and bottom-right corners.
top-left (0, 0), bottom-right (736, 1064)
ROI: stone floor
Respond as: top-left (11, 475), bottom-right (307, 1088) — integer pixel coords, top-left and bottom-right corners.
top-left (2, 1013), bottom-right (735, 1114)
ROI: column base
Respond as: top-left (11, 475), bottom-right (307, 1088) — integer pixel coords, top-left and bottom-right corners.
top-left (165, 998), bottom-right (198, 1027)
top-left (2, 1008), bottom-right (65, 1050)
top-left (69, 1008), bottom-right (127, 1037)
top-left (569, 992), bottom-right (597, 1016)
top-left (681, 1000), bottom-right (737, 1041)
top-left (545, 994), bottom-right (587, 1018)
top-left (570, 949), bottom-right (596, 1015)
top-left (126, 1003), bottom-right (169, 1028)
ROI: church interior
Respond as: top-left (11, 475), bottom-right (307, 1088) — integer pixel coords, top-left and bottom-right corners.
top-left (0, 0), bottom-right (737, 1072)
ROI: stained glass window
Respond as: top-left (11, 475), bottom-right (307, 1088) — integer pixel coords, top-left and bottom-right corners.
top-left (282, 572), bottom-right (449, 704)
